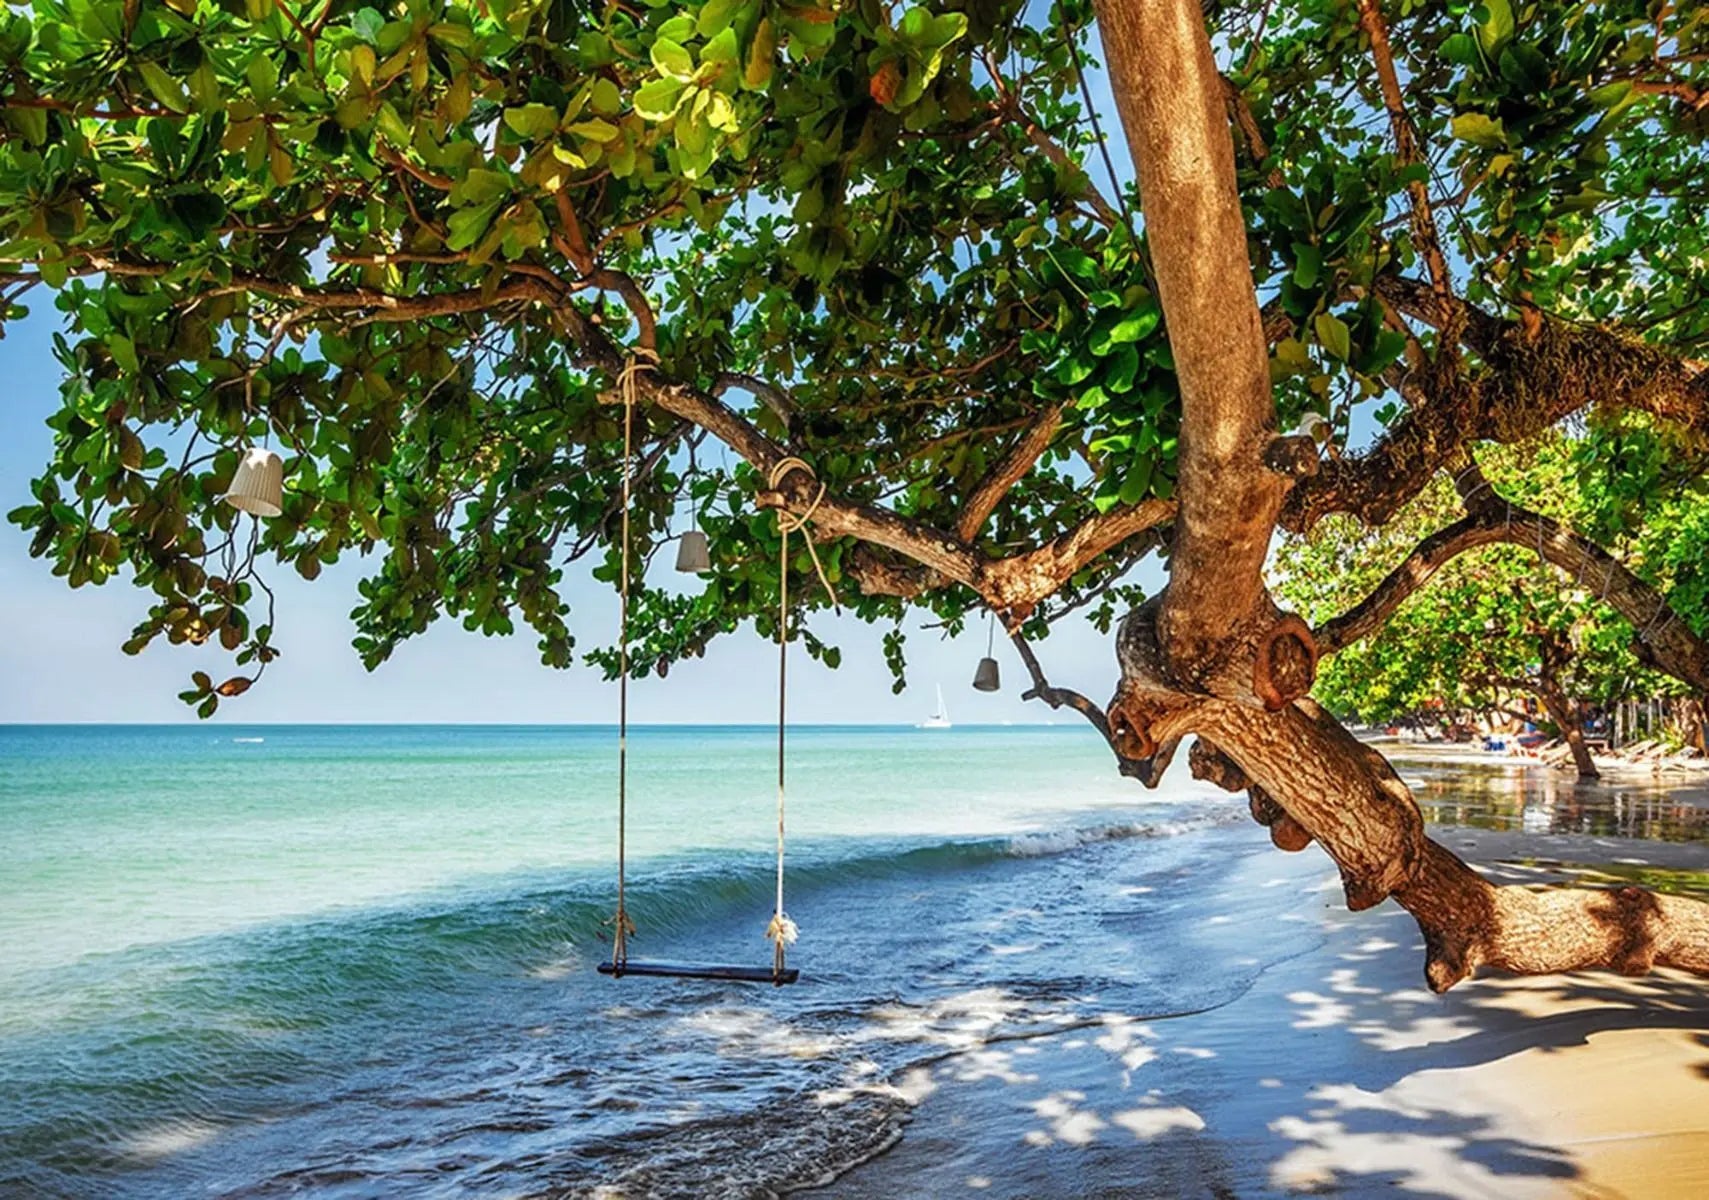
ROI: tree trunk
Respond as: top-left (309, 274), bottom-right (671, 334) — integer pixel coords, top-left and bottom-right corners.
top-left (1683, 697), bottom-right (1708, 755)
top-left (1541, 688), bottom-right (1600, 781)
top-left (1091, 0), bottom-right (1708, 991)
top-left (1092, 0), bottom-right (1284, 693)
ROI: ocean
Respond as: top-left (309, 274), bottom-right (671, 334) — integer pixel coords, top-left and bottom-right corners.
top-left (1, 725), bottom-right (1704, 1197)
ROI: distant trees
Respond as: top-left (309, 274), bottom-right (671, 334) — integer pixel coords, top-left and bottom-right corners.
top-left (1275, 427), bottom-right (1709, 778)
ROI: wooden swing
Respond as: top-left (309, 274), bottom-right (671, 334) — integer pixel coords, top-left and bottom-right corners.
top-left (598, 358), bottom-right (832, 987)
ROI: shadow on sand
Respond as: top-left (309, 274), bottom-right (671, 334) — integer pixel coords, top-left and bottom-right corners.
top-left (806, 855), bottom-right (1709, 1199)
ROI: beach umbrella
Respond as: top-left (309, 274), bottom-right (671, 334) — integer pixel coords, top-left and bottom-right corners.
top-left (223, 448), bottom-right (284, 518)
top-left (675, 529), bottom-right (711, 573)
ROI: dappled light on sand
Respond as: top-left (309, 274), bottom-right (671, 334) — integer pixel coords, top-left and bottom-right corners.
top-left (818, 851), bottom-right (1709, 1199)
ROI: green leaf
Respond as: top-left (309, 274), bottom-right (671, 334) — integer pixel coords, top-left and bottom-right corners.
top-left (503, 104), bottom-right (560, 139)
top-left (1056, 350), bottom-right (1094, 387)
top-left (1441, 32), bottom-right (1480, 66)
top-left (1103, 344), bottom-right (1140, 393)
top-left (1090, 303), bottom-right (1160, 354)
top-left (697, 0), bottom-right (739, 38)
top-left (1475, 0), bottom-right (1515, 56)
top-left (591, 77), bottom-right (622, 114)
top-left (108, 334), bottom-right (138, 374)
top-left (1498, 43), bottom-right (1549, 92)
top-left (566, 118), bottom-right (620, 142)
top-left (702, 26), bottom-right (740, 73)
top-left (651, 37), bottom-right (696, 81)
top-left (1313, 312), bottom-right (1352, 362)
top-left (634, 76), bottom-right (687, 120)
top-left (1293, 243), bottom-right (1322, 289)
top-left (450, 169), bottom-right (507, 206)
top-left (1450, 112), bottom-right (1508, 149)
top-left (245, 53), bottom-right (278, 104)
top-left (446, 199), bottom-right (504, 251)
top-left (135, 61), bottom-right (189, 113)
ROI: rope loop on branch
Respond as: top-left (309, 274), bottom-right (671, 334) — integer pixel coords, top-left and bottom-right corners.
top-left (767, 456), bottom-right (840, 614)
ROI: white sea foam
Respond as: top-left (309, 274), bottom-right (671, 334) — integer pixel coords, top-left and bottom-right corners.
top-left (1005, 809), bottom-right (1243, 857)
top-left (119, 1119), bottom-right (221, 1160)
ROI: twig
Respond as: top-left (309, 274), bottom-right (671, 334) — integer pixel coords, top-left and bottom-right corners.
top-left (1010, 630), bottom-right (1150, 779)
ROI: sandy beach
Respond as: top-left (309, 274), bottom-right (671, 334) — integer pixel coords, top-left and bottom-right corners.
top-left (813, 819), bottom-right (1709, 1199)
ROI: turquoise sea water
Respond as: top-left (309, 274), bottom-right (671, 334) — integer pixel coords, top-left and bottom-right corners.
top-left (2, 723), bottom-right (1280, 1197)
top-left (8, 726), bottom-right (1704, 1197)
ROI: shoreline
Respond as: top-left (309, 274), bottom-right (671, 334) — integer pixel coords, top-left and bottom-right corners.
top-left (809, 825), bottom-right (1709, 1199)
top-left (1381, 737), bottom-right (1709, 779)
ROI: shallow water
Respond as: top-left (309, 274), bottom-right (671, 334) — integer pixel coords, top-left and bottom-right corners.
top-left (2, 727), bottom-right (1705, 1198)
top-left (1390, 744), bottom-right (1709, 843)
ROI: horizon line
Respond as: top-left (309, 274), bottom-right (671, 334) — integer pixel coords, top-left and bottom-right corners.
top-left (0, 720), bottom-right (1085, 729)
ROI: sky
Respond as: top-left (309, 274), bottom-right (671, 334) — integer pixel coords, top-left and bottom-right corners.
top-left (0, 306), bottom-right (1160, 725)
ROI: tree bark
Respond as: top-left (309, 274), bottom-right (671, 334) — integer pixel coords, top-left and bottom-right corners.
top-left (1537, 674), bottom-right (1600, 782)
top-left (1093, 0), bottom-right (1282, 690)
top-left (1094, 0), bottom-right (1709, 992)
top-left (1116, 621), bottom-right (1709, 989)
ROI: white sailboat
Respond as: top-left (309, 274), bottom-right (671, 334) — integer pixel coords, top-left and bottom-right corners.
top-left (918, 684), bottom-right (952, 729)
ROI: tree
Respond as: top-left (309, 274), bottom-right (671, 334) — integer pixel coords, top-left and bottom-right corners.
top-left (5, 0), bottom-right (1709, 989)
top-left (1275, 443), bottom-right (1685, 780)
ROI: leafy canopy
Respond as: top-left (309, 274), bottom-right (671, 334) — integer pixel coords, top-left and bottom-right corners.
top-left (2, 0), bottom-right (1705, 712)
top-left (1273, 429), bottom-right (1707, 726)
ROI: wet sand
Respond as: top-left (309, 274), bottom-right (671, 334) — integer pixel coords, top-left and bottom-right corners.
top-left (812, 764), bottom-right (1709, 1199)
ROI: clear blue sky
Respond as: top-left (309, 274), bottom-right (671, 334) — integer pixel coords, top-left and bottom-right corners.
top-left (0, 306), bottom-right (1157, 724)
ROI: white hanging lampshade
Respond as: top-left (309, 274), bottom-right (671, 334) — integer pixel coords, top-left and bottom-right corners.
top-left (223, 448), bottom-right (284, 518)
top-left (972, 656), bottom-right (1001, 692)
top-left (675, 529), bottom-right (711, 573)
top-left (1293, 411), bottom-right (1331, 443)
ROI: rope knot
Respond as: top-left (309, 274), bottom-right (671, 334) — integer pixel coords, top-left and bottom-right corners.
top-left (767, 456), bottom-right (840, 613)
top-left (617, 347), bottom-right (660, 405)
top-left (765, 912), bottom-right (799, 947)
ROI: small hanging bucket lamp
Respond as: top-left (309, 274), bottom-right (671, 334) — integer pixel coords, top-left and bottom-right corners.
top-left (674, 446), bottom-right (711, 573)
top-left (972, 609), bottom-right (1001, 692)
top-left (675, 529), bottom-right (711, 573)
top-left (223, 447), bottom-right (284, 518)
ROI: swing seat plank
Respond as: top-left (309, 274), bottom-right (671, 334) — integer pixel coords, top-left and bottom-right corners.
top-left (598, 960), bottom-right (801, 985)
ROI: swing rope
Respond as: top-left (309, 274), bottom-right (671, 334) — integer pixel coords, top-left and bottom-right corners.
top-left (608, 351), bottom-right (655, 968)
top-left (764, 457), bottom-right (838, 977)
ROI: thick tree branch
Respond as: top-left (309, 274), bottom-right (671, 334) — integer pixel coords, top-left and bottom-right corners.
top-left (987, 498), bottom-right (1176, 617)
top-left (1095, 0), bottom-right (1283, 688)
top-left (1284, 275), bottom-right (1709, 530)
top-left (1313, 502), bottom-right (1709, 692)
top-left (623, 369), bottom-right (1174, 613)
top-left (1114, 622), bottom-right (1709, 987)
top-left (955, 403), bottom-right (1064, 542)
